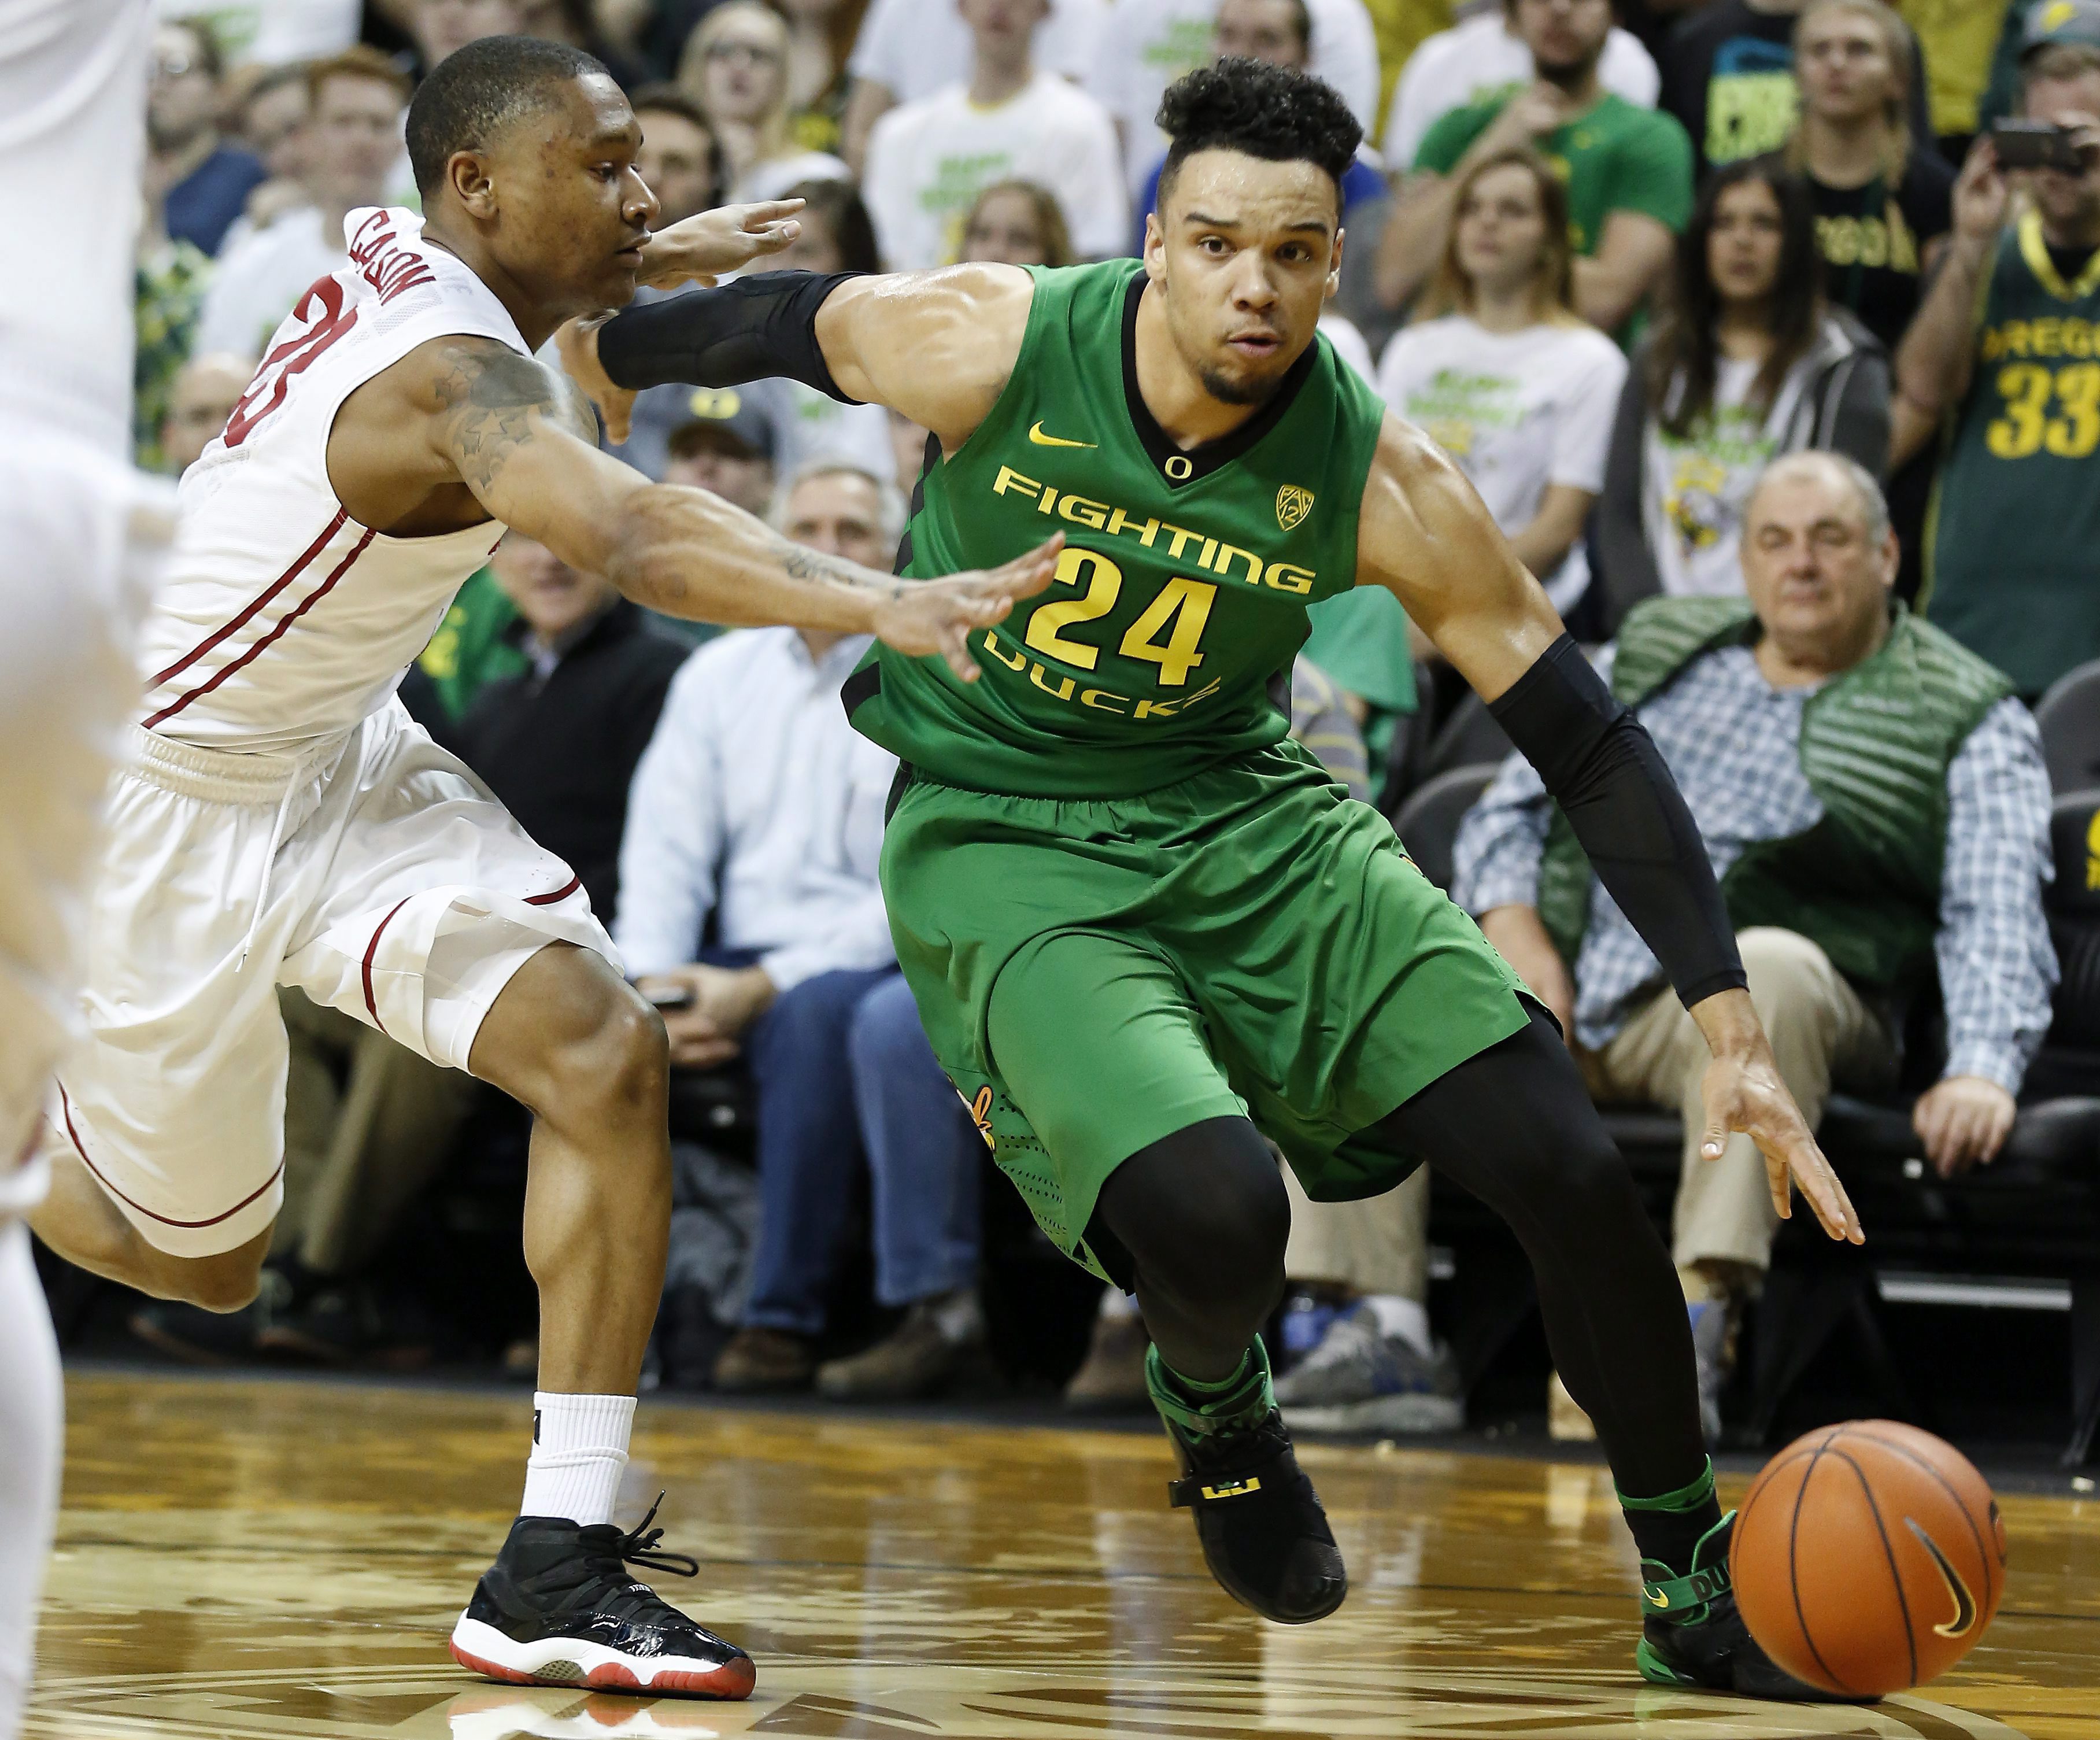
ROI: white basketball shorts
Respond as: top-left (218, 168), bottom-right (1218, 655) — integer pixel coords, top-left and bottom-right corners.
top-left (0, 431), bottom-right (162, 1197)
top-left (50, 699), bottom-right (619, 1258)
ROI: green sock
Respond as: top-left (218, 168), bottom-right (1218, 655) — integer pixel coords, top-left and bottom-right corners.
top-left (1620, 1458), bottom-right (1725, 1583)
top-left (1146, 1338), bottom-right (1274, 1438)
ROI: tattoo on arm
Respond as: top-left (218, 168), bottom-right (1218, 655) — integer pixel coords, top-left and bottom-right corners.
top-left (429, 341), bottom-right (565, 494)
top-left (766, 531), bottom-right (904, 600)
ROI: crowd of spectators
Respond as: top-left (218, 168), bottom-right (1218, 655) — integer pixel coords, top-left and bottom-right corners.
top-left (111, 0), bottom-right (2100, 1433)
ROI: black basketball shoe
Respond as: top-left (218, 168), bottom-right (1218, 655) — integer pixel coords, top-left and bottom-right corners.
top-left (1636, 1512), bottom-right (1868, 1701)
top-left (449, 1498), bottom-right (754, 1699)
top-left (1166, 1406), bottom-right (1348, 1624)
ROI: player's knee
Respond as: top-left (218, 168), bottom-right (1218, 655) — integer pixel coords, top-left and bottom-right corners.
top-left (593, 991), bottom-right (671, 1113)
top-left (167, 1260), bottom-right (264, 1313)
top-left (1105, 1121), bottom-right (1289, 1319)
top-left (1543, 1117), bottom-right (1640, 1226)
top-left (544, 984), bottom-right (669, 1122)
top-left (1192, 1155), bottom-right (1291, 1281)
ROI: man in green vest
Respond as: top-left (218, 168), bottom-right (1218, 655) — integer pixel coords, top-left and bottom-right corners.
top-left (1895, 29), bottom-right (2100, 696)
top-left (1455, 450), bottom-right (2055, 1435)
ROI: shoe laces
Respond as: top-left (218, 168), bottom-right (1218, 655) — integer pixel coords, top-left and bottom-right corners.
top-left (592, 1494), bottom-right (700, 1580)
top-left (561, 1494), bottom-right (703, 1627)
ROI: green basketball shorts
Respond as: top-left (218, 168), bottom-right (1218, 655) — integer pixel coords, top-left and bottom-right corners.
top-left (879, 741), bottom-right (1532, 1281)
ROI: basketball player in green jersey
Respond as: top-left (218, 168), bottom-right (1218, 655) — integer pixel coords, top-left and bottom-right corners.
top-left (568, 59), bottom-right (1862, 1697)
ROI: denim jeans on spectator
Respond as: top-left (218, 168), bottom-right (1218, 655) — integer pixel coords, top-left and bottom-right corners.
top-left (730, 963), bottom-right (982, 1335)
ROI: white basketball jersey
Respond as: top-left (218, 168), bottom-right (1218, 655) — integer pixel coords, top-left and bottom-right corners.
top-left (139, 208), bottom-right (528, 751)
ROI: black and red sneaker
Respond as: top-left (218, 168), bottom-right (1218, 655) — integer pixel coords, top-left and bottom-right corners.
top-left (449, 1498), bottom-right (753, 1700)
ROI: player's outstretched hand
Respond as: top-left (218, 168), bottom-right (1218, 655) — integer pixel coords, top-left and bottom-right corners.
top-left (873, 535), bottom-right (1063, 683)
top-left (1693, 1002), bottom-right (1864, 1244)
top-left (555, 314), bottom-right (637, 443)
top-left (638, 199), bottom-right (804, 290)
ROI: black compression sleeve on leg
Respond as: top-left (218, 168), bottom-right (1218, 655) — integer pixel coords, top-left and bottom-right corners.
top-left (595, 271), bottom-right (862, 400)
top-left (1366, 1008), bottom-right (1707, 1497)
top-left (1488, 634), bottom-right (1746, 1009)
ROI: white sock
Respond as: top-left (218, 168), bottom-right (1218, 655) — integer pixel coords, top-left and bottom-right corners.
top-left (520, 1392), bottom-right (635, 1526)
top-left (1099, 1287), bottom-right (1141, 1320)
top-left (1361, 1294), bottom-right (1433, 1358)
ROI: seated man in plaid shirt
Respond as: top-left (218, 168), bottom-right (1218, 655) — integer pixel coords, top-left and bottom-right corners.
top-left (1452, 451), bottom-right (2057, 1440)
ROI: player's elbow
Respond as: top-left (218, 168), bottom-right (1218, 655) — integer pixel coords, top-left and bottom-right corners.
top-left (604, 483), bottom-right (703, 603)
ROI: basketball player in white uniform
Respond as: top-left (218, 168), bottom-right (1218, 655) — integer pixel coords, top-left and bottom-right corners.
top-left (0, 3), bottom-right (162, 1732)
top-left (24, 35), bottom-right (1058, 1701)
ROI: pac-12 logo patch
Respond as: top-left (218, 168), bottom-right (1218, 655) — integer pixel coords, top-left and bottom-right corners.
top-left (1276, 484), bottom-right (1314, 530)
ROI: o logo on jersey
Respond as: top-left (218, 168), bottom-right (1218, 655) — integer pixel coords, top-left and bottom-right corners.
top-left (1164, 455), bottom-right (1194, 481)
top-left (686, 387), bottom-right (742, 419)
top-left (1276, 484), bottom-right (1315, 530)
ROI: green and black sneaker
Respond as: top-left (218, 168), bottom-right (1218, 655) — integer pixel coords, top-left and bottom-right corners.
top-left (1636, 1512), bottom-right (1868, 1701)
top-left (1152, 1340), bottom-right (1347, 1624)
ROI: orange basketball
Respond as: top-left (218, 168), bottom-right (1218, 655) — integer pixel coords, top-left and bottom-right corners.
top-left (1730, 1421), bottom-right (2007, 1697)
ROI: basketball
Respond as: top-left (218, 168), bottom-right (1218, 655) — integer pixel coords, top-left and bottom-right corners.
top-left (1731, 1421), bottom-right (2009, 1696)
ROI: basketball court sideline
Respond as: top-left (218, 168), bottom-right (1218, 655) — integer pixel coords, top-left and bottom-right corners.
top-left (26, 1372), bottom-right (2100, 1739)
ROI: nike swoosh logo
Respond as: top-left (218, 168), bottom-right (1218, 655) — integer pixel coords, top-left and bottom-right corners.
top-left (1907, 1519), bottom-right (1979, 1638)
top-left (1029, 421), bottom-right (1096, 448)
top-left (1644, 1588), bottom-right (1670, 1608)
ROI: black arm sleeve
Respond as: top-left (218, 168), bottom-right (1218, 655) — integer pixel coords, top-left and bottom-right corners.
top-left (596, 271), bottom-right (862, 401)
top-left (1489, 635), bottom-right (1747, 1009)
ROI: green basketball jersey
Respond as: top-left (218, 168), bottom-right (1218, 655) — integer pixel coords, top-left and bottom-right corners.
top-left (1924, 211), bottom-right (2100, 695)
top-left (845, 258), bottom-right (1388, 799)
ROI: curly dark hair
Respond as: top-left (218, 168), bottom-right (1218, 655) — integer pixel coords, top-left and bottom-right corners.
top-left (1155, 58), bottom-right (1362, 204)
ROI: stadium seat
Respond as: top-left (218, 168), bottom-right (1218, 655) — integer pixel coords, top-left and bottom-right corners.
top-left (2035, 659), bottom-right (2100, 795)
top-left (1419, 692), bottom-right (1514, 788)
top-left (1389, 763), bottom-right (1499, 891)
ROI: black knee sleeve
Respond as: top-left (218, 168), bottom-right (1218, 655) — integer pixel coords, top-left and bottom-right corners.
top-left (1086, 1117), bottom-right (1288, 1319)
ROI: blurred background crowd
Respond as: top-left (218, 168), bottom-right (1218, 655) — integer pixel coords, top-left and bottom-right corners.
top-left (70, 0), bottom-right (2100, 1457)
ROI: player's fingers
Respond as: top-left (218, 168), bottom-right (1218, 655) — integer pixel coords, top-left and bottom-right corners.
top-left (1761, 1145), bottom-right (1791, 1220)
top-left (726, 198), bottom-right (805, 228)
top-left (1777, 1133), bottom-right (1861, 1243)
top-left (940, 622), bottom-right (981, 683)
top-left (1699, 1114), bottom-right (1729, 1162)
top-left (990, 534), bottom-right (1064, 599)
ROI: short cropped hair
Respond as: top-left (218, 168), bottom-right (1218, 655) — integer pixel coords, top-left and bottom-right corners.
top-left (1752, 450), bottom-right (1892, 545)
top-left (773, 460), bottom-right (909, 551)
top-left (306, 44), bottom-right (413, 109)
top-left (1156, 57), bottom-right (1362, 205)
top-left (406, 34), bottom-right (611, 195)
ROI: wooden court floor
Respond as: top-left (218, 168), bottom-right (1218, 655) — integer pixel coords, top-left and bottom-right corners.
top-left (27, 1373), bottom-right (2100, 1740)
